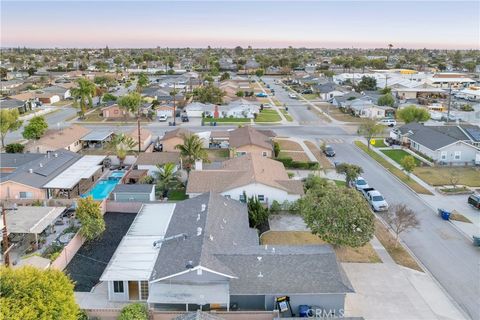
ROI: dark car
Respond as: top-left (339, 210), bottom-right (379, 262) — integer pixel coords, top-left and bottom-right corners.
top-left (468, 194), bottom-right (480, 209)
top-left (324, 145), bottom-right (335, 157)
top-left (181, 114), bottom-right (189, 122)
top-left (302, 89), bottom-right (313, 94)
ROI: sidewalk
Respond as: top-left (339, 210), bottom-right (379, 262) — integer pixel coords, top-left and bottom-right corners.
top-left (19, 107), bottom-right (56, 121)
top-left (255, 79), bottom-right (289, 124)
top-left (369, 145), bottom-right (479, 238)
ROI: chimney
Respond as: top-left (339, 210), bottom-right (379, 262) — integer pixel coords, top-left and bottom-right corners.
top-left (195, 160), bottom-right (203, 171)
top-left (186, 261), bottom-right (194, 269)
top-left (196, 227), bottom-right (202, 236)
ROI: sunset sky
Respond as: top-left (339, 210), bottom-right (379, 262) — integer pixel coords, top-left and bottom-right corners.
top-left (1, 1), bottom-right (479, 49)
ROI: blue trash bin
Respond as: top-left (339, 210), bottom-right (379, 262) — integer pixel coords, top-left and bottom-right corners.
top-left (298, 305), bottom-right (310, 317)
top-left (438, 208), bottom-right (451, 221)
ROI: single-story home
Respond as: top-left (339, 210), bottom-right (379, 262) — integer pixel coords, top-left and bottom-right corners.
top-left (184, 102), bottom-right (215, 118)
top-left (102, 104), bottom-right (126, 119)
top-left (228, 126), bottom-right (274, 158)
top-left (99, 193), bottom-right (353, 314)
top-left (111, 184), bottom-right (155, 202)
top-left (128, 128), bottom-right (153, 152)
top-left (41, 85), bottom-right (71, 100)
top-left (134, 152), bottom-right (181, 176)
top-left (160, 128), bottom-right (192, 152)
top-left (348, 100), bottom-right (395, 119)
top-left (186, 154), bottom-right (304, 206)
top-left (391, 123), bottom-right (480, 165)
top-left (25, 125), bottom-right (92, 153)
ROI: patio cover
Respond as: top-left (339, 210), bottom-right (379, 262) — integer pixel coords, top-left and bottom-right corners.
top-left (147, 282), bottom-right (229, 305)
top-left (80, 131), bottom-right (113, 142)
top-left (5, 206), bottom-right (66, 234)
top-left (43, 155), bottom-right (105, 189)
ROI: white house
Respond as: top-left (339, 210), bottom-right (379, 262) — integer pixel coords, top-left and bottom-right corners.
top-left (186, 154), bottom-right (304, 206)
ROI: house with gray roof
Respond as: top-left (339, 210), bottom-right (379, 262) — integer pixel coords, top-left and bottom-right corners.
top-left (99, 193), bottom-right (353, 314)
top-left (111, 184), bottom-right (155, 202)
top-left (391, 123), bottom-right (480, 165)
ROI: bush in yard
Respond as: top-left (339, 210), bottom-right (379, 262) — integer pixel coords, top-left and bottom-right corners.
top-left (22, 115), bottom-right (48, 140)
top-left (276, 157), bottom-right (319, 170)
top-left (397, 105), bottom-right (430, 123)
top-left (377, 93), bottom-right (395, 107)
top-left (118, 303), bottom-right (148, 320)
top-left (273, 141), bottom-right (280, 157)
top-left (246, 193), bottom-right (269, 229)
top-left (76, 196), bottom-right (105, 241)
top-left (401, 155), bottom-right (417, 178)
top-left (299, 181), bottom-right (374, 247)
top-left (0, 266), bottom-right (80, 320)
top-left (5, 143), bottom-right (24, 153)
top-left (270, 200), bottom-right (282, 214)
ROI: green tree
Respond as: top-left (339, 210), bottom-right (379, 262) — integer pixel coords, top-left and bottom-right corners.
top-left (0, 67), bottom-right (7, 80)
top-left (0, 266), bottom-right (80, 320)
top-left (358, 119), bottom-right (384, 150)
top-left (255, 69), bottom-right (265, 77)
top-left (118, 303), bottom-right (148, 320)
top-left (5, 143), bottom-right (25, 153)
top-left (356, 76), bottom-right (377, 91)
top-left (397, 105), bottom-right (430, 123)
top-left (377, 93), bottom-right (395, 107)
top-left (400, 155), bottom-right (416, 178)
top-left (102, 93), bottom-right (118, 102)
top-left (71, 78), bottom-right (96, 118)
top-left (300, 182), bottom-right (374, 247)
top-left (0, 109), bottom-right (23, 148)
top-left (336, 163), bottom-right (363, 187)
top-left (247, 193), bottom-right (269, 229)
top-left (220, 72), bottom-right (230, 81)
top-left (22, 116), bottom-right (48, 140)
top-left (156, 162), bottom-right (180, 197)
top-left (193, 84), bottom-right (225, 104)
top-left (76, 196), bottom-right (105, 241)
top-left (136, 73), bottom-right (149, 92)
top-left (236, 90), bottom-right (245, 97)
top-left (118, 92), bottom-right (142, 115)
top-left (304, 174), bottom-right (329, 191)
top-left (27, 67), bottom-right (37, 76)
top-left (175, 134), bottom-right (209, 171)
top-left (109, 133), bottom-right (137, 167)
top-left (463, 61), bottom-right (476, 73)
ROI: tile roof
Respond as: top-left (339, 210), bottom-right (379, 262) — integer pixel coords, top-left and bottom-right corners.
top-left (161, 128), bottom-right (192, 141)
top-left (186, 154), bottom-right (304, 195)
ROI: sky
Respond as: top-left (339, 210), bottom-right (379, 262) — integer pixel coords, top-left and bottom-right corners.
top-left (1, 1), bottom-right (479, 49)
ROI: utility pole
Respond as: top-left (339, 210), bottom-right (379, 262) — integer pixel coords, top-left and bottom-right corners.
top-left (173, 83), bottom-right (177, 126)
top-left (2, 206), bottom-right (11, 267)
top-left (446, 82), bottom-right (452, 124)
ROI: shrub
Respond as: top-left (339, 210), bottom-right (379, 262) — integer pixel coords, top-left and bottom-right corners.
top-left (270, 200), bottom-right (282, 213)
top-left (118, 303), bottom-right (148, 320)
top-left (5, 143), bottom-right (24, 153)
top-left (276, 157), bottom-right (320, 170)
top-left (273, 142), bottom-right (280, 158)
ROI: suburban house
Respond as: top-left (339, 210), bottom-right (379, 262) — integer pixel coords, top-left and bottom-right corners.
top-left (41, 85), bottom-right (72, 100)
top-left (0, 98), bottom-right (30, 114)
top-left (160, 128), bottom-right (192, 152)
top-left (184, 102), bottom-right (215, 118)
top-left (0, 150), bottom-right (81, 200)
top-left (228, 126), bottom-right (275, 158)
top-left (313, 83), bottom-right (346, 101)
top-left (134, 152), bottom-right (181, 176)
top-left (330, 92), bottom-right (364, 108)
top-left (111, 184), bottom-right (155, 202)
top-left (186, 154), bottom-right (304, 206)
top-left (128, 128), bottom-right (153, 151)
top-left (99, 193), bottom-right (352, 314)
top-left (428, 73), bottom-right (476, 89)
top-left (391, 123), bottom-right (480, 165)
top-left (102, 104), bottom-right (126, 119)
top-left (25, 125), bottom-right (92, 153)
top-left (348, 100), bottom-right (395, 119)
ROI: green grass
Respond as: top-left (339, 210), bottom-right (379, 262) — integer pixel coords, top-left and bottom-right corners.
top-left (381, 149), bottom-right (422, 166)
top-left (279, 108), bottom-right (293, 122)
top-left (255, 109), bottom-right (282, 122)
top-left (333, 180), bottom-right (346, 187)
top-left (204, 117), bottom-right (251, 123)
top-left (371, 139), bottom-right (388, 148)
top-left (167, 188), bottom-right (188, 201)
top-left (302, 93), bottom-right (319, 100)
top-left (355, 141), bottom-right (433, 195)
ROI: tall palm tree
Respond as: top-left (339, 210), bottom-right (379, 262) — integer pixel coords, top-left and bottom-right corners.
top-left (109, 133), bottom-right (137, 167)
top-left (155, 162), bottom-right (180, 197)
top-left (387, 44), bottom-right (394, 64)
top-left (175, 134), bottom-right (209, 171)
top-left (71, 78), bottom-right (96, 118)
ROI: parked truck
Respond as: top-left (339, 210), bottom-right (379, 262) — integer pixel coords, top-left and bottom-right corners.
top-left (360, 187), bottom-right (389, 212)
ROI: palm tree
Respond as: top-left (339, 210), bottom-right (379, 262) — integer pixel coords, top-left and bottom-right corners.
top-left (71, 78), bottom-right (96, 118)
top-left (155, 162), bottom-right (180, 197)
top-left (109, 133), bottom-right (137, 167)
top-left (175, 134), bottom-right (209, 171)
top-left (387, 44), bottom-right (394, 63)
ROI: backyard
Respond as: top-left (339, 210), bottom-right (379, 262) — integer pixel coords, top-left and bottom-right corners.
top-left (413, 167), bottom-right (480, 187)
top-left (65, 212), bottom-right (137, 291)
top-left (260, 231), bottom-right (381, 263)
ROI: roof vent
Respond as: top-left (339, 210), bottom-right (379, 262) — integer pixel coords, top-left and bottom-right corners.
top-left (201, 204), bottom-right (206, 212)
top-left (257, 272), bottom-right (264, 278)
top-left (39, 163), bottom-right (43, 168)
top-left (186, 261), bottom-right (194, 269)
top-left (257, 256), bottom-right (262, 261)
top-left (197, 214), bottom-right (200, 221)
top-left (197, 227), bottom-right (202, 236)
top-left (54, 153), bottom-right (58, 158)
top-left (209, 234), bottom-right (214, 241)
top-left (222, 218), bottom-right (227, 224)
top-left (272, 247), bottom-right (275, 253)
top-left (28, 168), bottom-right (33, 173)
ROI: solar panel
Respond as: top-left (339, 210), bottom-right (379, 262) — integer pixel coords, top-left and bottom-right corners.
top-left (465, 127), bottom-right (480, 142)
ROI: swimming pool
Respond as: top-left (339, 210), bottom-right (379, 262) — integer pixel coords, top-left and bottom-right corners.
top-left (82, 170), bottom-right (125, 200)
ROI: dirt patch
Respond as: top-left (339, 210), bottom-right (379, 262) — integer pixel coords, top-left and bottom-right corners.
top-left (279, 151), bottom-right (310, 162)
top-left (260, 231), bottom-right (381, 263)
top-left (304, 141), bottom-right (334, 169)
top-left (65, 212), bottom-right (137, 291)
top-left (275, 139), bottom-right (304, 151)
top-left (451, 210), bottom-right (473, 223)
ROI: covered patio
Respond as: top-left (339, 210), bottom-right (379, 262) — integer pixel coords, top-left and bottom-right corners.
top-left (43, 155), bottom-right (106, 198)
top-left (81, 131), bottom-right (114, 149)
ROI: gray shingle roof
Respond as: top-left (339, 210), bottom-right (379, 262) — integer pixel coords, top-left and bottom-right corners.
top-left (0, 98), bottom-right (24, 110)
top-left (0, 153), bottom-right (44, 168)
top-left (215, 245), bottom-right (354, 295)
top-left (113, 184), bottom-right (154, 194)
top-left (398, 123), bottom-right (471, 150)
top-left (150, 193), bottom-right (258, 281)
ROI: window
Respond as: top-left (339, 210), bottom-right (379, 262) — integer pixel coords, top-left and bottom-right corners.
top-left (140, 281), bottom-right (149, 300)
top-left (19, 192), bottom-right (33, 199)
top-left (239, 194), bottom-right (246, 203)
top-left (258, 195), bottom-right (265, 202)
top-left (113, 281), bottom-right (124, 293)
top-left (441, 151), bottom-right (447, 160)
top-left (114, 109), bottom-right (119, 114)
top-left (262, 151), bottom-right (268, 157)
top-left (224, 195), bottom-right (231, 199)
top-left (236, 151), bottom-right (247, 157)
top-left (454, 151), bottom-right (461, 160)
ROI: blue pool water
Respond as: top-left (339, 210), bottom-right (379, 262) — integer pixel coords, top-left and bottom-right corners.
top-left (82, 171), bottom-right (125, 200)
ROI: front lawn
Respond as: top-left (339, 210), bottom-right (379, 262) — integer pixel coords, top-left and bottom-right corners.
top-left (371, 139), bottom-right (388, 148)
top-left (275, 139), bottom-right (304, 151)
top-left (302, 93), bottom-right (319, 100)
top-left (413, 167), bottom-right (480, 187)
top-left (260, 231), bottom-right (381, 263)
top-left (279, 108), bottom-right (293, 121)
top-left (204, 117), bottom-right (251, 123)
top-left (255, 109), bottom-right (282, 122)
top-left (381, 149), bottom-right (422, 166)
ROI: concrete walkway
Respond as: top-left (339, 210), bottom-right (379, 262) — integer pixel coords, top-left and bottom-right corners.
top-left (19, 107), bottom-right (56, 121)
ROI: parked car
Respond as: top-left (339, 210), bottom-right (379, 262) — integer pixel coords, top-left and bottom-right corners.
top-left (378, 118), bottom-right (397, 127)
top-left (158, 114), bottom-right (168, 122)
top-left (181, 114), bottom-right (189, 122)
top-left (324, 145), bottom-right (335, 157)
top-left (354, 177), bottom-right (370, 191)
top-left (288, 93), bottom-right (297, 99)
top-left (361, 188), bottom-right (389, 212)
top-left (302, 89), bottom-right (313, 94)
top-left (256, 92), bottom-right (268, 98)
top-left (468, 193), bottom-right (480, 209)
